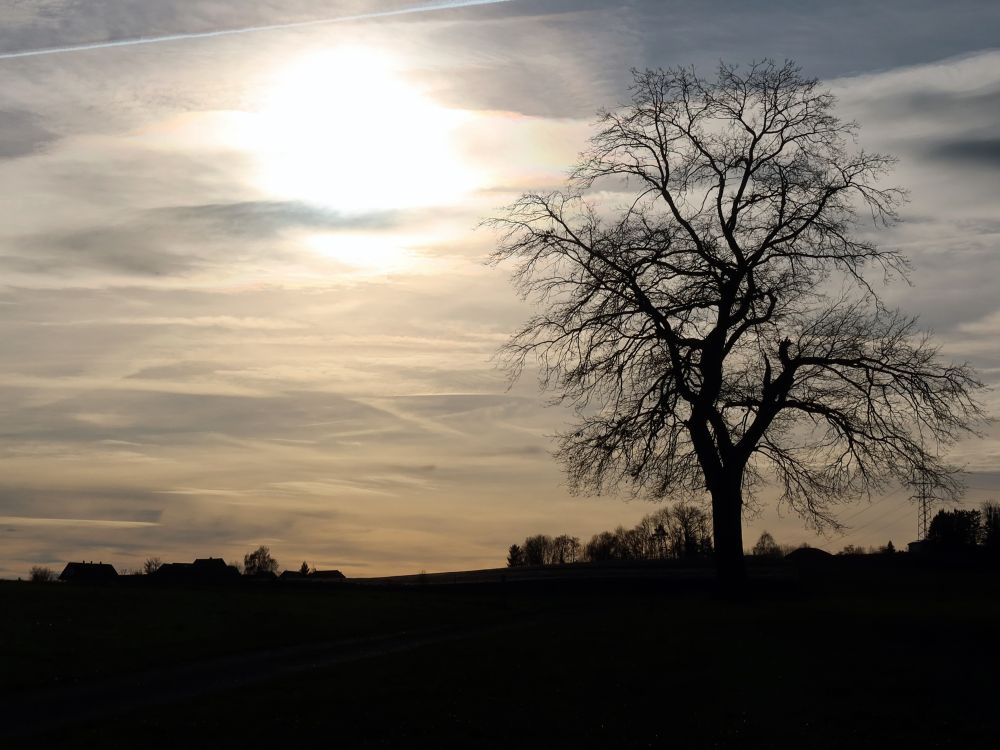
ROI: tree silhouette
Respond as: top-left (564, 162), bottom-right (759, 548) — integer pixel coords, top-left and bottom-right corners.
top-left (927, 509), bottom-right (981, 549)
top-left (982, 502), bottom-right (1000, 553)
top-left (243, 545), bottom-right (279, 576)
top-left (552, 534), bottom-right (582, 563)
top-left (584, 530), bottom-right (620, 562)
top-left (491, 61), bottom-right (983, 586)
top-left (507, 544), bottom-right (525, 567)
top-left (751, 531), bottom-right (782, 558)
top-left (143, 557), bottom-right (162, 575)
top-left (665, 503), bottom-right (713, 558)
top-left (29, 566), bottom-right (56, 582)
top-left (521, 534), bottom-right (553, 566)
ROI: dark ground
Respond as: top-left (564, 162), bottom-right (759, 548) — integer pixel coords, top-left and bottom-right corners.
top-left (2, 559), bottom-right (999, 748)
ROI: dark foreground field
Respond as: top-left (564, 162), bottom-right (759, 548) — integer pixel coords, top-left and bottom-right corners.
top-left (2, 562), bottom-right (999, 748)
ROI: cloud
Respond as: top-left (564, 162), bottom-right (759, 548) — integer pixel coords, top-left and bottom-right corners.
top-left (153, 200), bottom-right (401, 235)
top-left (0, 1), bottom-right (519, 59)
top-left (0, 516), bottom-right (158, 528)
top-left (64, 316), bottom-right (309, 330)
top-left (125, 362), bottom-right (222, 380)
top-left (2, 199), bottom-right (404, 278)
top-left (926, 137), bottom-right (1000, 168)
top-left (0, 107), bottom-right (57, 158)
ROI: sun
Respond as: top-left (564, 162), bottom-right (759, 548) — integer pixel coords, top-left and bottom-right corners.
top-left (248, 47), bottom-right (478, 214)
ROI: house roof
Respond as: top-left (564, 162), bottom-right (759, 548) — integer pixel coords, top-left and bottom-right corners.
top-left (59, 562), bottom-right (118, 581)
top-left (312, 569), bottom-right (346, 579)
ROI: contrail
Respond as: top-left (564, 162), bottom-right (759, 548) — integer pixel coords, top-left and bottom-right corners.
top-left (0, 0), bottom-right (515, 60)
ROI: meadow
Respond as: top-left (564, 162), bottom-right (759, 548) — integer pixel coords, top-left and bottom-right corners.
top-left (2, 561), bottom-right (999, 747)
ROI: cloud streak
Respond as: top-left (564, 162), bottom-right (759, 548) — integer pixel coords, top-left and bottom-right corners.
top-left (0, 516), bottom-right (158, 528)
top-left (0, 0), bottom-right (515, 60)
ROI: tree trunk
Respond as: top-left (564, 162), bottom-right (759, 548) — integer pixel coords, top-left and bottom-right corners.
top-left (711, 477), bottom-right (746, 592)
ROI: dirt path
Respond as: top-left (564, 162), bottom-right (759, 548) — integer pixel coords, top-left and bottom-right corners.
top-left (1, 621), bottom-right (518, 739)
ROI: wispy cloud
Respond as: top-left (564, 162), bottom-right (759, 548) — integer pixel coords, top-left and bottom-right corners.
top-left (0, 1), bottom-right (517, 59)
top-left (0, 516), bottom-right (158, 528)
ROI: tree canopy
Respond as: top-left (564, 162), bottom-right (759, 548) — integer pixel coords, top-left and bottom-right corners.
top-left (243, 545), bottom-right (279, 576)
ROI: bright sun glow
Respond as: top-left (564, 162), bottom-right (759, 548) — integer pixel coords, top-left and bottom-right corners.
top-left (304, 232), bottom-right (422, 274)
top-left (249, 47), bottom-right (478, 214)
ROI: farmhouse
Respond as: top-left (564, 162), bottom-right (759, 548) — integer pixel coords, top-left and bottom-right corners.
top-left (311, 570), bottom-right (346, 580)
top-left (59, 561), bottom-right (118, 583)
top-left (152, 557), bottom-right (241, 584)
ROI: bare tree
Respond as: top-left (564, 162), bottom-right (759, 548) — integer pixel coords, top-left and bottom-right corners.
top-left (243, 545), bottom-right (279, 576)
top-left (29, 566), bottom-right (56, 583)
top-left (521, 534), bottom-right (553, 566)
top-left (584, 530), bottom-right (620, 562)
top-left (982, 502), bottom-right (1000, 552)
top-left (490, 61), bottom-right (983, 585)
top-left (751, 531), bottom-right (782, 558)
top-left (142, 557), bottom-right (162, 575)
top-left (666, 503), bottom-right (713, 559)
top-left (552, 534), bottom-right (582, 564)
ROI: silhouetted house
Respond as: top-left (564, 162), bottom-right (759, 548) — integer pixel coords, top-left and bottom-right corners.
top-left (59, 561), bottom-right (118, 583)
top-left (278, 570), bottom-right (306, 580)
top-left (312, 569), bottom-right (346, 580)
top-left (193, 557), bottom-right (239, 578)
top-left (151, 557), bottom-right (241, 584)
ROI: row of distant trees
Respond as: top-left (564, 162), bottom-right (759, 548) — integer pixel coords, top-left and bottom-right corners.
top-left (749, 502), bottom-right (1000, 559)
top-left (26, 545), bottom-right (315, 582)
top-left (507, 504), bottom-right (714, 567)
top-left (507, 501), bottom-right (1000, 569)
top-left (925, 504), bottom-right (1000, 550)
top-left (750, 531), bottom-right (895, 558)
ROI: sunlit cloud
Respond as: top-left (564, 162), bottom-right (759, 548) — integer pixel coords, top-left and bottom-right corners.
top-left (303, 232), bottom-right (423, 274)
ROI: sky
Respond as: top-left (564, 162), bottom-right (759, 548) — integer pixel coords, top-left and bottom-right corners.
top-left (1, 0), bottom-right (1000, 578)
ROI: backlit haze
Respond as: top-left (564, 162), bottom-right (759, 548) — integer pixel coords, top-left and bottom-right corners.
top-left (3, 0), bottom-right (1000, 578)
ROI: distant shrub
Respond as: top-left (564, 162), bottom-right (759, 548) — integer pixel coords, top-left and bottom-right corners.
top-left (29, 566), bottom-right (56, 583)
top-left (838, 544), bottom-right (868, 555)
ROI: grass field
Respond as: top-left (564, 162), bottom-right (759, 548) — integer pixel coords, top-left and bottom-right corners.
top-left (3, 562), bottom-right (999, 748)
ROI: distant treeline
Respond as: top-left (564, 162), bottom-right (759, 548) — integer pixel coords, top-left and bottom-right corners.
top-left (508, 502), bottom-right (1000, 568)
top-left (923, 504), bottom-right (1000, 550)
top-left (824, 503), bottom-right (1000, 557)
top-left (507, 504), bottom-right (713, 567)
